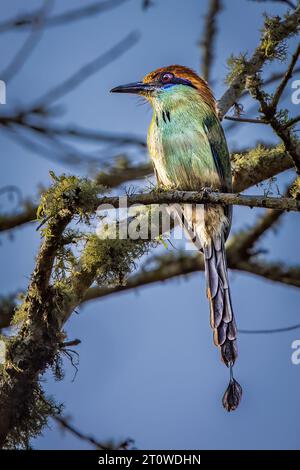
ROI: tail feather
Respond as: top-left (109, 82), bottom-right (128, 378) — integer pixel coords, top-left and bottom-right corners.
top-left (203, 235), bottom-right (238, 367)
top-left (169, 203), bottom-right (242, 410)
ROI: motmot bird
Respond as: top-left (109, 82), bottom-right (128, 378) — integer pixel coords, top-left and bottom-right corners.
top-left (111, 65), bottom-right (242, 411)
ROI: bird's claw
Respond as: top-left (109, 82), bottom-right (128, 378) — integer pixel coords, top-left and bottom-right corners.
top-left (201, 186), bottom-right (216, 195)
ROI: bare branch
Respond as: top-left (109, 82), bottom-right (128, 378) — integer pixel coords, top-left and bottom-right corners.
top-left (52, 414), bottom-right (109, 450)
top-left (61, 339), bottom-right (81, 348)
top-left (247, 0), bottom-right (297, 10)
top-left (0, 0), bottom-right (129, 33)
top-left (18, 122), bottom-right (146, 149)
top-left (142, 0), bottom-right (154, 9)
top-left (248, 78), bottom-right (300, 173)
top-left (235, 259), bottom-right (300, 288)
top-left (230, 179), bottom-right (295, 260)
top-left (200, 0), bottom-right (223, 82)
top-left (283, 115), bottom-right (300, 129)
top-left (52, 414), bottom-right (131, 450)
top-left (0, 294), bottom-right (17, 331)
top-left (239, 323), bottom-right (300, 334)
top-left (224, 116), bottom-right (268, 125)
top-left (0, 204), bottom-right (37, 233)
top-left (29, 31), bottom-right (140, 109)
top-left (82, 253), bottom-right (300, 304)
top-left (0, 0), bottom-right (54, 83)
top-left (270, 42), bottom-right (300, 112)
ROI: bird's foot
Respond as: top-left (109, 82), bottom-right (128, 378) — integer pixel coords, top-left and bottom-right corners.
top-left (201, 185), bottom-right (217, 196)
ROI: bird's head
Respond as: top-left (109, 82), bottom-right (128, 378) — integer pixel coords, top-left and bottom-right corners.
top-left (110, 65), bottom-right (216, 111)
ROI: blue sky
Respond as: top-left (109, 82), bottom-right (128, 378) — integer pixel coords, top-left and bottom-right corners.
top-left (0, 0), bottom-right (300, 449)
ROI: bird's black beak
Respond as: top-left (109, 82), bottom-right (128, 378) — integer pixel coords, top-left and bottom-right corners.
top-left (110, 81), bottom-right (156, 95)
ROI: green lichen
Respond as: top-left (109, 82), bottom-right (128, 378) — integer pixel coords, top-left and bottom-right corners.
top-left (53, 246), bottom-right (77, 283)
top-left (81, 233), bottom-right (153, 287)
top-left (11, 293), bottom-right (27, 326)
top-left (232, 143), bottom-right (284, 173)
top-left (290, 177), bottom-right (300, 200)
top-left (2, 385), bottom-right (62, 449)
top-left (260, 15), bottom-right (288, 61)
top-left (37, 172), bottom-right (104, 225)
top-left (225, 53), bottom-right (248, 85)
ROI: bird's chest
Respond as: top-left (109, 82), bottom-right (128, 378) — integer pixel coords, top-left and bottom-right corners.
top-left (147, 111), bottom-right (216, 190)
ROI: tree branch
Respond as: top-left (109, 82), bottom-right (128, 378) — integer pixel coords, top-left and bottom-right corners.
top-left (248, 0), bottom-right (297, 10)
top-left (217, 5), bottom-right (300, 118)
top-left (234, 259), bottom-right (300, 288)
top-left (224, 116), bottom-right (269, 125)
top-left (0, 0), bottom-right (129, 33)
top-left (231, 144), bottom-right (293, 192)
top-left (239, 323), bottom-right (300, 334)
top-left (200, 0), bottom-right (223, 82)
top-left (247, 51), bottom-right (300, 174)
top-left (97, 189), bottom-right (300, 212)
top-left (270, 42), bottom-right (300, 112)
top-left (52, 413), bottom-right (132, 450)
top-left (0, 204), bottom-right (37, 233)
top-left (29, 31), bottom-right (140, 109)
top-left (82, 253), bottom-right (300, 304)
top-left (0, 0), bottom-right (53, 83)
top-left (0, 144), bottom-right (294, 233)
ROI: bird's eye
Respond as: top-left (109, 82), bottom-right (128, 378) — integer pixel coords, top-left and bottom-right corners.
top-left (161, 72), bottom-right (174, 83)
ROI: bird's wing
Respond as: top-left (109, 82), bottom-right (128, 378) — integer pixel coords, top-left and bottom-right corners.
top-left (203, 113), bottom-right (232, 193)
top-left (201, 113), bottom-right (233, 240)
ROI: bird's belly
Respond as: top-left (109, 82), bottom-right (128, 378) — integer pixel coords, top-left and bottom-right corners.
top-left (148, 125), bottom-right (220, 191)
top-left (148, 123), bottom-right (227, 244)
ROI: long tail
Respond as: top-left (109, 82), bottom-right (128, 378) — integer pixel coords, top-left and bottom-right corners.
top-left (203, 234), bottom-right (242, 411)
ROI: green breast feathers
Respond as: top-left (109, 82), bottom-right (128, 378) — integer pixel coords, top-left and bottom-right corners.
top-left (147, 94), bottom-right (232, 193)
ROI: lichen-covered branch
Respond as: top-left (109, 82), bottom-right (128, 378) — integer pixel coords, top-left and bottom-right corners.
top-left (97, 189), bottom-right (300, 212)
top-left (0, 144), bottom-right (294, 233)
top-left (0, 158), bottom-right (152, 233)
top-left (246, 44), bottom-right (300, 173)
top-left (231, 144), bottom-right (293, 192)
top-left (0, 176), bottom-right (103, 447)
top-left (0, 176), bottom-right (154, 448)
top-left (218, 5), bottom-right (300, 118)
top-left (82, 252), bottom-right (300, 303)
top-left (1, 0), bottom-right (299, 450)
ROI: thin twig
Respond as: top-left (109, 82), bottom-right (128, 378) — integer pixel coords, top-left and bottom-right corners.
top-left (231, 179), bottom-right (294, 259)
top-left (247, 0), bottom-right (297, 10)
top-left (52, 414), bottom-right (112, 450)
top-left (0, 0), bottom-right (54, 83)
top-left (61, 339), bottom-right (81, 348)
top-left (200, 0), bottom-right (223, 82)
top-left (283, 115), bottom-right (300, 129)
top-left (239, 323), bottom-right (300, 334)
top-left (0, 0), bottom-right (129, 33)
top-left (224, 116), bottom-right (269, 124)
top-left (218, 5), bottom-right (300, 118)
top-left (29, 31), bottom-right (140, 109)
top-left (270, 43), bottom-right (300, 112)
